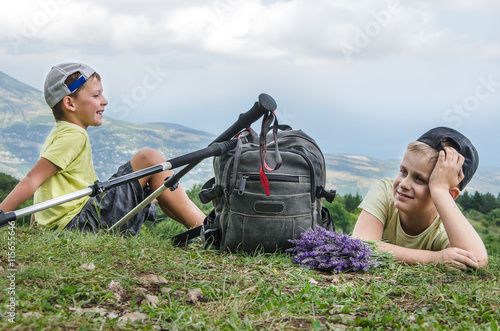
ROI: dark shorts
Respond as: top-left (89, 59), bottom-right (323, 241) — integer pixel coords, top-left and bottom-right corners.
top-left (65, 161), bottom-right (156, 236)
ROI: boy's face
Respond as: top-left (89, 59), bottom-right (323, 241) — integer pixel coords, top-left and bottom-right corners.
top-left (393, 150), bottom-right (437, 216)
top-left (68, 76), bottom-right (107, 129)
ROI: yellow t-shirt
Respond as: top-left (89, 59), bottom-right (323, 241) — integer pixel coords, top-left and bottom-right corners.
top-left (358, 178), bottom-right (449, 251)
top-left (34, 121), bottom-right (99, 230)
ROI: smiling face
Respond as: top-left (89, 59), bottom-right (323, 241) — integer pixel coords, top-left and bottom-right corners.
top-left (393, 149), bottom-right (438, 219)
top-left (64, 76), bottom-right (108, 129)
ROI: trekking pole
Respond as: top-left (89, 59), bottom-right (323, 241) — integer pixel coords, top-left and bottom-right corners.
top-left (108, 93), bottom-right (277, 232)
top-left (0, 189), bottom-right (94, 227)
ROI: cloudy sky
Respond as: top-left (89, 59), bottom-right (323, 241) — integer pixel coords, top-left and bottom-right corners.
top-left (1, 0), bottom-right (499, 167)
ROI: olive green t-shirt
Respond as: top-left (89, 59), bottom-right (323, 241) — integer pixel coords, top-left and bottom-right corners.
top-left (358, 178), bottom-right (449, 251)
top-left (34, 121), bottom-right (99, 230)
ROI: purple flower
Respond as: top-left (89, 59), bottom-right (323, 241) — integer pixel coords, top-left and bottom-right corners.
top-left (108, 280), bottom-right (123, 302)
top-left (287, 227), bottom-right (380, 273)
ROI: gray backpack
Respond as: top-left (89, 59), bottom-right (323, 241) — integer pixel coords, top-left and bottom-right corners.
top-left (173, 124), bottom-right (336, 253)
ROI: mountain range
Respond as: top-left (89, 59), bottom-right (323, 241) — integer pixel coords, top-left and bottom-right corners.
top-left (1, 70), bottom-right (499, 196)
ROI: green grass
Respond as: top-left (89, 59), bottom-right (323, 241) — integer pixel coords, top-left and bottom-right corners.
top-left (1, 223), bottom-right (499, 330)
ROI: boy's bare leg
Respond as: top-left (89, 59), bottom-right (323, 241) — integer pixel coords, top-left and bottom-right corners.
top-left (130, 149), bottom-right (205, 228)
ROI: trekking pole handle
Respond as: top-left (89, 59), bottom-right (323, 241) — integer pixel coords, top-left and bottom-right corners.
top-left (0, 210), bottom-right (16, 228)
top-left (168, 139), bottom-right (238, 169)
top-left (213, 93), bottom-right (277, 143)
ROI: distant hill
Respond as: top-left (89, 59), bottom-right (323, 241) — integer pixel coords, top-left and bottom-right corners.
top-left (1, 70), bottom-right (500, 196)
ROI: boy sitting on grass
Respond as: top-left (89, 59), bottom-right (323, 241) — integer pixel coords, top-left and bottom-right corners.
top-left (0, 62), bottom-right (206, 235)
top-left (352, 127), bottom-right (488, 269)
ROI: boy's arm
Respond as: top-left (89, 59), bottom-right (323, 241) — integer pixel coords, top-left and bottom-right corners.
top-left (353, 210), bottom-right (481, 269)
top-left (0, 157), bottom-right (60, 213)
top-left (429, 146), bottom-right (488, 268)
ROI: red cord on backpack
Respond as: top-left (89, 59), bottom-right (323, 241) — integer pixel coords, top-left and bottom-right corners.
top-left (259, 110), bottom-right (282, 195)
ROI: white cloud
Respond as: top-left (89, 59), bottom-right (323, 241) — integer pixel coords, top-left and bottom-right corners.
top-left (483, 43), bottom-right (500, 60)
top-left (1, 0), bottom-right (498, 63)
top-left (439, 0), bottom-right (500, 10)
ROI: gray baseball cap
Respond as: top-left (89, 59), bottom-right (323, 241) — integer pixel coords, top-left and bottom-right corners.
top-left (44, 63), bottom-right (96, 108)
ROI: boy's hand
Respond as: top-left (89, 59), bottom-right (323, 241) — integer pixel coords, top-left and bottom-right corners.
top-left (433, 247), bottom-right (480, 269)
top-left (429, 146), bottom-right (465, 192)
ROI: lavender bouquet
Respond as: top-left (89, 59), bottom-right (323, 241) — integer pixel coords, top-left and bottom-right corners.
top-left (287, 227), bottom-right (387, 273)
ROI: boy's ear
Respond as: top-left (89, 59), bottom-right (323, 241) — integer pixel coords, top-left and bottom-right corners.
top-left (450, 187), bottom-right (460, 200)
top-left (61, 96), bottom-right (76, 112)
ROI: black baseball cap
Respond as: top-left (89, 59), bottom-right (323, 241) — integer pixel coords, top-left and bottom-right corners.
top-left (417, 127), bottom-right (479, 190)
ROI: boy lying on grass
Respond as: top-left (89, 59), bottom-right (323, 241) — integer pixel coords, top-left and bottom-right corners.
top-left (352, 127), bottom-right (488, 269)
top-left (0, 62), bottom-right (205, 235)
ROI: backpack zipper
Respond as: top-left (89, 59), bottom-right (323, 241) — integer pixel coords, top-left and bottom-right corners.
top-left (238, 174), bottom-right (300, 195)
top-left (227, 148), bottom-right (316, 202)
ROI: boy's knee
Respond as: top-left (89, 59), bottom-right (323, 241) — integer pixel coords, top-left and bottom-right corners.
top-left (133, 149), bottom-right (165, 167)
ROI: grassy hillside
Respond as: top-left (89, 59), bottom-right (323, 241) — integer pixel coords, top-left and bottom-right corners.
top-left (0, 225), bottom-right (498, 330)
top-left (0, 71), bottom-right (46, 127)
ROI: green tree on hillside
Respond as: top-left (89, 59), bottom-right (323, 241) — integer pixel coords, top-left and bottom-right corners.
top-left (0, 172), bottom-right (33, 225)
top-left (344, 193), bottom-right (363, 213)
top-left (457, 190), bottom-right (500, 214)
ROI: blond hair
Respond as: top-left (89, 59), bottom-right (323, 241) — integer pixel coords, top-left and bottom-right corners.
top-left (407, 141), bottom-right (439, 165)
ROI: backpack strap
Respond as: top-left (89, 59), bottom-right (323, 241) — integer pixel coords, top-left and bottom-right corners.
top-left (172, 225), bottom-right (203, 248)
top-left (321, 206), bottom-right (335, 231)
top-left (227, 129), bottom-right (257, 196)
top-left (202, 227), bottom-right (220, 250)
top-left (259, 111), bottom-right (282, 195)
top-left (172, 210), bottom-right (221, 249)
top-left (267, 124), bottom-right (293, 132)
